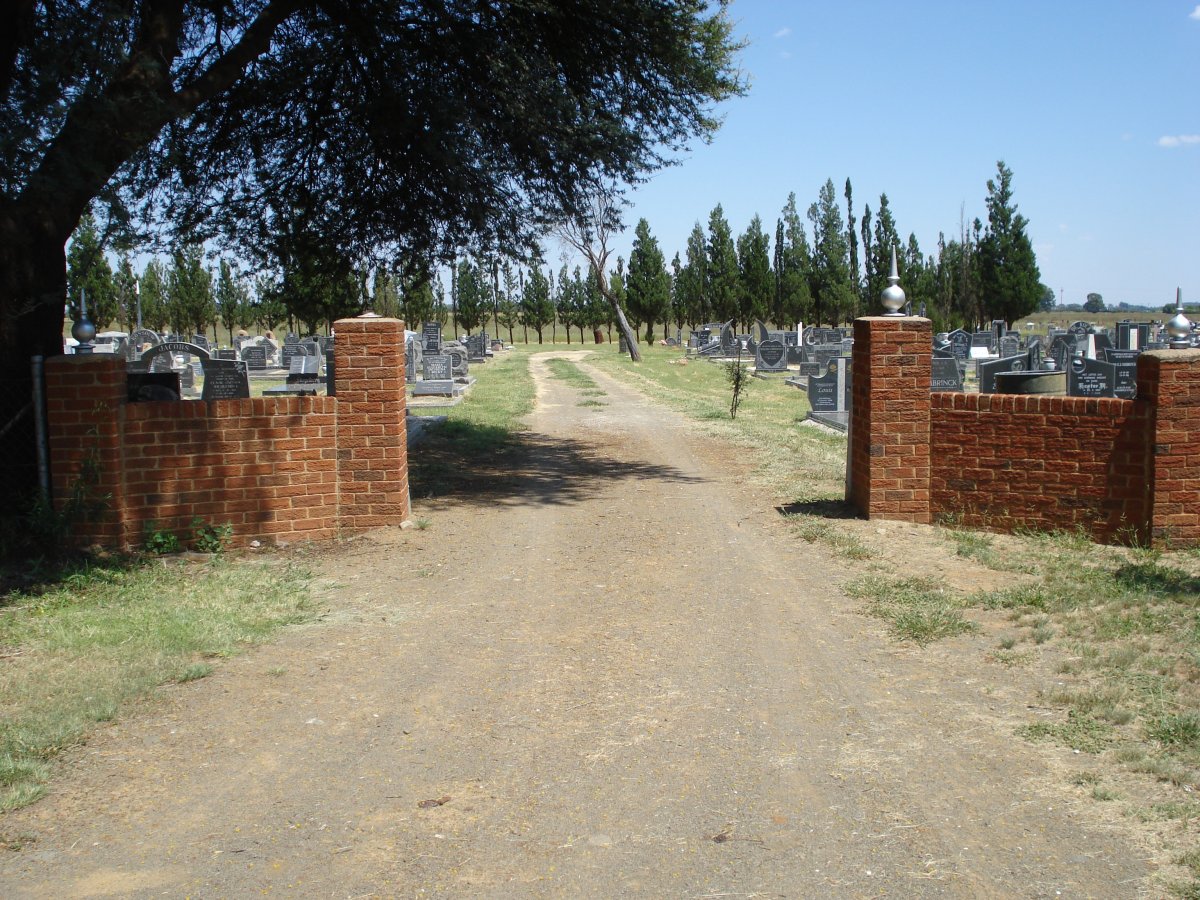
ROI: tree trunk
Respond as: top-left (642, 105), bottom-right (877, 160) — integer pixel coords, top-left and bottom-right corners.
top-left (610, 300), bottom-right (642, 362)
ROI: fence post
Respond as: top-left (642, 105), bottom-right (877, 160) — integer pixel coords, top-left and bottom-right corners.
top-left (848, 316), bottom-right (933, 523)
top-left (334, 316), bottom-right (410, 532)
top-left (1137, 348), bottom-right (1200, 547)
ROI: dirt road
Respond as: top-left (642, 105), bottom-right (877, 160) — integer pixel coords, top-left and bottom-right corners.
top-left (0, 352), bottom-right (1150, 897)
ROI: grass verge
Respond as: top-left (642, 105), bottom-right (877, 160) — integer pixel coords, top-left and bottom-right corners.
top-left (0, 557), bottom-right (313, 811)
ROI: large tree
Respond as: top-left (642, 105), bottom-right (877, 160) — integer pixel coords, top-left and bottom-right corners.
top-left (167, 244), bottom-right (215, 338)
top-left (977, 161), bottom-right (1041, 326)
top-left (65, 212), bottom-right (117, 332)
top-left (776, 193), bottom-right (812, 327)
top-left (706, 204), bottom-right (739, 324)
top-left (625, 218), bottom-right (671, 343)
top-left (807, 179), bottom-right (855, 326)
top-left (735, 214), bottom-right (771, 328)
top-left (0, 0), bottom-right (740, 487)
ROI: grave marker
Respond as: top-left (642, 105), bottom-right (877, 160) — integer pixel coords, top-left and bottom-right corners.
top-left (1103, 348), bottom-right (1140, 400)
top-left (754, 339), bottom-right (787, 372)
top-left (1067, 355), bottom-right (1117, 398)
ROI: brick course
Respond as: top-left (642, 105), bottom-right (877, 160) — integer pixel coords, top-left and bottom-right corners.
top-left (849, 321), bottom-right (1200, 548)
top-left (45, 317), bottom-right (410, 550)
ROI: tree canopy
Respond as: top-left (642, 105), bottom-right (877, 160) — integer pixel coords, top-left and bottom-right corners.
top-left (1, 0), bottom-right (743, 360)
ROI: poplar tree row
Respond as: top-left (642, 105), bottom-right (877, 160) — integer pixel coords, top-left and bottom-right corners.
top-left (609, 160), bottom-right (1049, 342)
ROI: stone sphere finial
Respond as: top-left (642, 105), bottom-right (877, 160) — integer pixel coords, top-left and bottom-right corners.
top-left (880, 245), bottom-right (906, 316)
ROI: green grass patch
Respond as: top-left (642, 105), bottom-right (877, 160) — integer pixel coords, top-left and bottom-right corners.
top-left (409, 349), bottom-right (536, 498)
top-left (545, 357), bottom-right (602, 391)
top-left (586, 345), bottom-right (845, 504)
top-left (844, 575), bottom-right (977, 645)
top-left (1019, 711), bottom-right (1114, 754)
top-left (0, 557), bottom-right (313, 810)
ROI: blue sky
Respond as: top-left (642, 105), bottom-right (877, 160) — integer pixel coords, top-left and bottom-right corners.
top-left (597, 0), bottom-right (1199, 309)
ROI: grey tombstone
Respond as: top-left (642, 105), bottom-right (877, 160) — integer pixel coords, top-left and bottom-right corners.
top-left (971, 331), bottom-right (994, 353)
top-left (1068, 320), bottom-right (1091, 341)
top-left (191, 334), bottom-right (210, 352)
top-left (1116, 322), bottom-right (1151, 351)
top-left (240, 344), bottom-right (268, 370)
top-left (288, 355), bottom-right (320, 381)
top-left (999, 335), bottom-right (1021, 358)
top-left (931, 356), bottom-right (964, 392)
top-left (216, 348), bottom-right (238, 361)
top-left (978, 353), bottom-right (1028, 395)
top-left (200, 359), bottom-right (250, 400)
top-left (753, 319), bottom-right (771, 344)
top-left (422, 353), bottom-right (452, 381)
top-left (443, 344), bottom-right (469, 378)
top-left (1103, 348), bottom-right (1140, 400)
top-left (1049, 334), bottom-right (1076, 371)
top-left (947, 329), bottom-right (971, 361)
top-left (1091, 332), bottom-right (1113, 356)
top-left (1067, 355), bottom-right (1117, 398)
top-left (755, 339), bottom-right (787, 372)
top-left (281, 334), bottom-right (301, 369)
top-left (719, 320), bottom-right (738, 356)
top-left (807, 358), bottom-right (851, 413)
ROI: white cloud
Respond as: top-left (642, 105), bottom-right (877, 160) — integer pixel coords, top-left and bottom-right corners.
top-left (1158, 134), bottom-right (1200, 148)
top-left (1190, 5), bottom-right (1200, 20)
top-left (773, 27), bottom-right (791, 38)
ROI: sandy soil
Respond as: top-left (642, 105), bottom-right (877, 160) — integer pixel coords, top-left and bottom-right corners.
top-left (0, 351), bottom-right (1160, 897)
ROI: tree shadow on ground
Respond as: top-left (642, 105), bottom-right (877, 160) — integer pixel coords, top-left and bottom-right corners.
top-left (410, 420), bottom-right (707, 508)
top-left (775, 499), bottom-right (859, 520)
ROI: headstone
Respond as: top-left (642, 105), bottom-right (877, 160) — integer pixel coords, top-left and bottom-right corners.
top-left (216, 348), bottom-right (237, 361)
top-left (423, 322), bottom-right (443, 353)
top-left (466, 333), bottom-right (486, 361)
top-left (754, 339), bottom-right (787, 372)
top-left (807, 358), bottom-right (851, 412)
top-left (930, 356), bottom-right (964, 392)
top-left (1116, 322), bottom-right (1151, 351)
top-left (753, 320), bottom-right (771, 344)
top-left (1103, 348), bottom-right (1140, 400)
top-left (288, 355), bottom-right (320, 381)
top-left (1068, 320), bottom-right (1091, 341)
top-left (200, 359), bottom-right (250, 401)
top-left (446, 346), bottom-right (469, 378)
top-left (1049, 334), bottom-right (1076, 371)
top-left (191, 334), bottom-right (210, 352)
top-left (719, 320), bottom-right (738, 356)
top-left (1067, 355), bottom-right (1117, 398)
top-left (422, 353), bottom-right (452, 381)
top-left (978, 353), bottom-right (1029, 395)
top-left (999, 335), bottom-right (1021, 358)
top-left (947, 329), bottom-right (971, 361)
top-left (811, 343), bottom-right (839, 372)
top-left (240, 344), bottom-right (268, 370)
top-left (972, 331), bottom-right (995, 353)
top-left (1091, 332), bottom-right (1113, 356)
top-left (281, 333), bottom-right (301, 369)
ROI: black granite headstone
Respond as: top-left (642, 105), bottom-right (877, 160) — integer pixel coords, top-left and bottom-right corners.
top-left (1067, 355), bottom-right (1117, 398)
top-left (755, 339), bottom-right (787, 372)
top-left (930, 357), bottom-right (964, 392)
top-left (1103, 348), bottom-right (1140, 400)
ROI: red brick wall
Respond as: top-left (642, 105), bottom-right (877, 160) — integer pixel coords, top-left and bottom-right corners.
top-left (929, 393), bottom-right (1151, 543)
top-left (45, 316), bottom-right (410, 551)
top-left (848, 317), bottom-right (932, 523)
top-left (121, 396), bottom-right (339, 546)
top-left (849, 320), bottom-right (1200, 547)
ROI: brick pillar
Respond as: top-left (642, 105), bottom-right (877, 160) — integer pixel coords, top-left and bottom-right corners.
top-left (848, 317), bottom-right (932, 523)
top-left (334, 316), bottom-right (410, 531)
top-left (44, 354), bottom-right (133, 548)
top-left (1138, 348), bottom-right (1200, 548)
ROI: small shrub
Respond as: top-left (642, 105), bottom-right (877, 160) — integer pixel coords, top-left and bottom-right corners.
top-left (144, 522), bottom-right (180, 555)
top-left (1147, 714), bottom-right (1200, 749)
top-left (191, 518), bottom-right (233, 554)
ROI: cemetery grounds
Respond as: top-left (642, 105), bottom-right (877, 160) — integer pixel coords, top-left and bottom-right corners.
top-left (0, 343), bottom-right (1199, 896)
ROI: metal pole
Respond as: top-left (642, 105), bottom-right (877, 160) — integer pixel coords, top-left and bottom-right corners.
top-left (31, 355), bottom-right (51, 503)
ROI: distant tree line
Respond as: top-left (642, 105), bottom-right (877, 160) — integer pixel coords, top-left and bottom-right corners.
top-left (67, 160), bottom-right (1048, 345)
